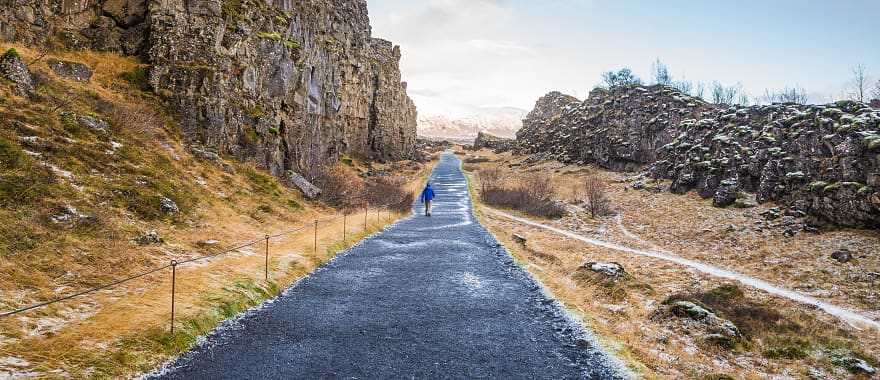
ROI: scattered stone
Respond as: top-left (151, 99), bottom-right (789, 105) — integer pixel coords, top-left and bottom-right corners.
top-left (831, 249), bottom-right (853, 263)
top-left (135, 230), bottom-right (163, 245)
top-left (760, 207), bottom-right (782, 220)
top-left (667, 300), bottom-right (740, 338)
top-left (802, 224), bottom-right (820, 233)
top-left (0, 48), bottom-right (33, 96)
top-left (827, 349), bottom-right (876, 375)
top-left (807, 367), bottom-right (831, 380)
top-left (192, 147), bottom-right (221, 162)
top-left (197, 239), bottom-right (220, 248)
top-left (286, 171), bottom-right (321, 199)
top-left (581, 261), bottom-right (627, 279)
top-left (76, 114), bottom-right (110, 134)
top-left (512, 234), bottom-right (527, 245)
top-left (159, 197), bottom-right (179, 214)
top-left (47, 59), bottom-right (93, 82)
top-left (49, 205), bottom-right (97, 226)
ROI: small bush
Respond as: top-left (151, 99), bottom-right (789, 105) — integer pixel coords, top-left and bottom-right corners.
top-left (464, 156), bottom-right (490, 164)
top-left (364, 175), bottom-right (413, 213)
top-left (318, 166), bottom-right (366, 210)
top-left (478, 170), bottom-right (566, 218)
top-left (2, 48), bottom-right (19, 60)
top-left (583, 174), bottom-right (613, 218)
top-left (121, 67), bottom-right (150, 91)
top-left (763, 345), bottom-right (808, 360)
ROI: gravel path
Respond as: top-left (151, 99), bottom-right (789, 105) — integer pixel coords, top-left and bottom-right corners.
top-left (148, 153), bottom-right (628, 379)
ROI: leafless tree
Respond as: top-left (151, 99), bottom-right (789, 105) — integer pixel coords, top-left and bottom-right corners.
top-left (693, 81), bottom-right (706, 99)
top-left (601, 68), bottom-right (642, 88)
top-left (651, 58), bottom-right (672, 86)
top-left (761, 86), bottom-right (809, 104)
top-left (711, 82), bottom-right (749, 105)
top-left (847, 64), bottom-right (869, 102)
top-left (872, 78), bottom-right (880, 101)
top-left (584, 175), bottom-right (612, 218)
top-left (673, 79), bottom-right (693, 95)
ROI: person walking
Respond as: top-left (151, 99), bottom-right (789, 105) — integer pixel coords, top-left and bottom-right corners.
top-left (420, 182), bottom-right (436, 216)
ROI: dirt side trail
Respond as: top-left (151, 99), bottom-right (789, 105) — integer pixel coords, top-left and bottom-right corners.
top-left (148, 152), bottom-right (630, 379)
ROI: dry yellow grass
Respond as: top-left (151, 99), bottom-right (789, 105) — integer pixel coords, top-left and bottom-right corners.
top-left (0, 42), bottom-right (439, 378)
top-left (463, 147), bottom-right (880, 379)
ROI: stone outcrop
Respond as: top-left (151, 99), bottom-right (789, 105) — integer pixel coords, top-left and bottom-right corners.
top-left (1, 0), bottom-right (417, 179)
top-left (0, 48), bottom-right (33, 96)
top-left (517, 85), bottom-right (880, 228)
top-left (473, 131), bottom-right (515, 152)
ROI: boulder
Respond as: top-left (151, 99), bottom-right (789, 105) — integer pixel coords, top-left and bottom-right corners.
top-left (827, 349), bottom-right (877, 375)
top-left (286, 171), bottom-right (321, 199)
top-left (159, 197), bottom-right (179, 214)
top-left (831, 249), bottom-right (853, 263)
top-left (0, 48), bottom-right (33, 96)
top-left (581, 261), bottom-right (627, 279)
top-left (47, 59), bottom-right (93, 82)
top-left (76, 114), bottom-right (109, 134)
top-left (135, 230), bottom-right (163, 245)
top-left (667, 300), bottom-right (740, 338)
top-left (49, 205), bottom-right (97, 226)
top-left (512, 234), bottom-right (527, 245)
top-left (197, 239), bottom-right (220, 248)
top-left (713, 179), bottom-right (738, 207)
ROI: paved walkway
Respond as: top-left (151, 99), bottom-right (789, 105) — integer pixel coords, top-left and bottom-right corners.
top-left (149, 153), bottom-right (627, 379)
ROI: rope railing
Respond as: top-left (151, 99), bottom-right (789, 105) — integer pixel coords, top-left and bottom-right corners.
top-left (0, 200), bottom-right (411, 333)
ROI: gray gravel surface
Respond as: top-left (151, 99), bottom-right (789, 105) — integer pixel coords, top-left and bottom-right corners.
top-left (149, 152), bottom-right (628, 379)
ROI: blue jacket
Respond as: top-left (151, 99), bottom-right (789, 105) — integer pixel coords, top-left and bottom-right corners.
top-left (420, 185), bottom-right (435, 203)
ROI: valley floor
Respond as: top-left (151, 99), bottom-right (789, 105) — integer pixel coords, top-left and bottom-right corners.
top-left (462, 147), bottom-right (879, 379)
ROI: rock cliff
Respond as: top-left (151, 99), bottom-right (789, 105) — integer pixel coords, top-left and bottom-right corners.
top-left (517, 85), bottom-right (880, 228)
top-left (472, 131), bottom-right (514, 152)
top-left (0, 0), bottom-right (417, 178)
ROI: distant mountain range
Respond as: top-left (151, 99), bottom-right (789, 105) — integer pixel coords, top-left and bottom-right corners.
top-left (417, 107), bottom-right (526, 141)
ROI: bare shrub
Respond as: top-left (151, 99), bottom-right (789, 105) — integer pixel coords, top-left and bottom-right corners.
top-left (364, 175), bottom-right (414, 213)
top-left (476, 167), bottom-right (505, 193)
top-left (479, 172), bottom-right (566, 218)
top-left (464, 156), bottom-right (490, 164)
top-left (318, 166), bottom-right (366, 211)
top-left (584, 175), bottom-right (613, 218)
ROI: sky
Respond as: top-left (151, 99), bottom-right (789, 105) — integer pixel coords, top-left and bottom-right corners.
top-left (366, 0), bottom-right (880, 117)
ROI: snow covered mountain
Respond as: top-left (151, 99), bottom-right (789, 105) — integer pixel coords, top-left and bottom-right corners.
top-left (417, 107), bottom-right (526, 141)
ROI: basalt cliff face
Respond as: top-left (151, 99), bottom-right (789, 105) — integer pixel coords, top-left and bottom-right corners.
top-left (0, 0), bottom-right (417, 177)
top-left (517, 86), bottom-right (880, 228)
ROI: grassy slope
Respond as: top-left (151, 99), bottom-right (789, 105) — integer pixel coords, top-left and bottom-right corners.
top-left (0, 43), bottom-right (434, 378)
top-left (460, 147), bottom-right (879, 380)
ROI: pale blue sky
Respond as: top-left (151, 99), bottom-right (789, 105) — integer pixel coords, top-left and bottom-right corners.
top-left (367, 0), bottom-right (880, 117)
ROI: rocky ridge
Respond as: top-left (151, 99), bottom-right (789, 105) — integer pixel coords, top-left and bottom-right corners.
top-left (472, 131), bottom-right (515, 152)
top-left (517, 85), bottom-right (880, 228)
top-left (0, 0), bottom-right (417, 179)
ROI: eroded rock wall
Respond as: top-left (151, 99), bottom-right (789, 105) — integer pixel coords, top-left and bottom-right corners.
top-left (0, 0), bottom-right (417, 178)
top-left (517, 85), bottom-right (880, 228)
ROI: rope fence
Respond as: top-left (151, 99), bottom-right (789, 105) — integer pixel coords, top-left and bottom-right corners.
top-left (0, 201), bottom-right (411, 334)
